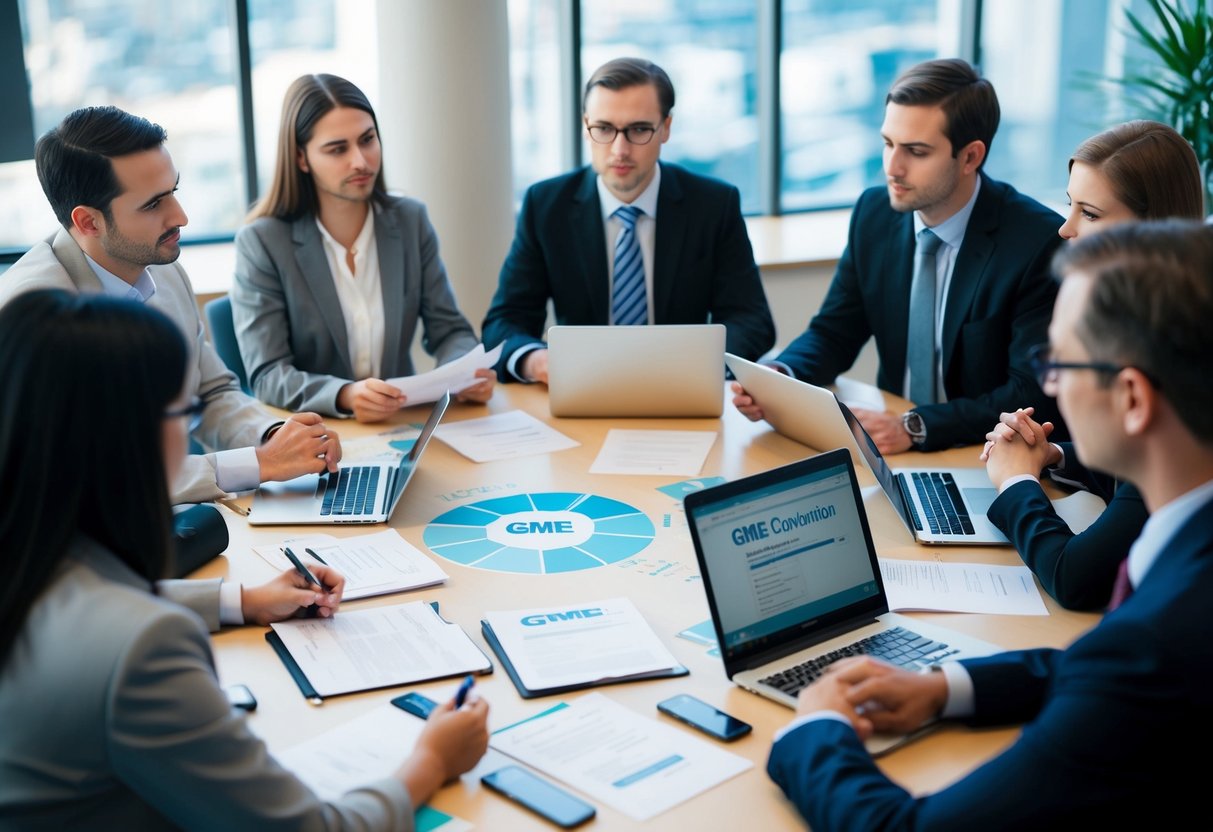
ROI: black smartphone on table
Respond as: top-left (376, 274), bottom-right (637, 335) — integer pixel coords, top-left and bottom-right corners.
top-left (481, 765), bottom-right (596, 828)
top-left (657, 694), bottom-right (751, 741)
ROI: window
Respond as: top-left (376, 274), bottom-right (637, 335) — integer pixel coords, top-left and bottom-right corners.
top-left (509, 0), bottom-right (565, 204)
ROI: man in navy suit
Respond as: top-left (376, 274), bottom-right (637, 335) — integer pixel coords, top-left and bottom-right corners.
top-left (482, 57), bottom-right (775, 384)
top-left (766, 221), bottom-right (1213, 829)
top-left (733, 59), bottom-right (1062, 452)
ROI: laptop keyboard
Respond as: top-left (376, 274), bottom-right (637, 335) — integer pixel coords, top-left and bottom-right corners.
top-left (902, 471), bottom-right (975, 536)
top-left (758, 626), bottom-right (959, 696)
top-left (319, 467), bottom-right (381, 516)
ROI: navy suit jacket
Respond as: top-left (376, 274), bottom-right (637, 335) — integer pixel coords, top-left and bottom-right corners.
top-left (775, 175), bottom-right (1064, 449)
top-left (988, 442), bottom-right (1148, 610)
top-left (481, 163), bottom-right (775, 380)
top-left (767, 495), bottom-right (1213, 830)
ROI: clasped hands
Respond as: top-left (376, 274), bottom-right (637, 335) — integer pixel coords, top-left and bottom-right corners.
top-left (980, 406), bottom-right (1063, 488)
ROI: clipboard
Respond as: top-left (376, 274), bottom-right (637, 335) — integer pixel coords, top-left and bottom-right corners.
top-left (481, 619), bottom-right (687, 699)
top-left (269, 602), bottom-right (492, 704)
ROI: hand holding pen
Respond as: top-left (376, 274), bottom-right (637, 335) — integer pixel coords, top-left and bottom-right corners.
top-left (238, 548), bottom-right (346, 625)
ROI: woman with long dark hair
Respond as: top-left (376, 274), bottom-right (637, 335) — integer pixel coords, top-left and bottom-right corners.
top-left (0, 290), bottom-right (489, 828)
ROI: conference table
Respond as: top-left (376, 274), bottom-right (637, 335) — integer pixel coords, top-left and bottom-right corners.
top-left (199, 382), bottom-right (1101, 829)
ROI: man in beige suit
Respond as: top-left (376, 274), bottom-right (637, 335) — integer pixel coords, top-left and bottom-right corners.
top-left (0, 105), bottom-right (341, 504)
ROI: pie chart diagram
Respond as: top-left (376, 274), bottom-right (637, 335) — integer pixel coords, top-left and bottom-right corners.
top-left (423, 492), bottom-right (656, 574)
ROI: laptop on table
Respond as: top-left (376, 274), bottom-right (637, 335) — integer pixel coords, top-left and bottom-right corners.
top-left (248, 392), bottom-right (450, 525)
top-left (683, 449), bottom-right (1000, 755)
top-left (727, 353), bottom-right (1028, 545)
top-left (547, 324), bottom-right (725, 417)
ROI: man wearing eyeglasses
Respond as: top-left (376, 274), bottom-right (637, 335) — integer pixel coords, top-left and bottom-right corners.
top-left (482, 57), bottom-right (775, 384)
top-left (0, 106), bottom-right (342, 505)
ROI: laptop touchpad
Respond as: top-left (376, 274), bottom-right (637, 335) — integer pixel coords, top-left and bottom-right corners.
top-left (258, 474), bottom-right (320, 497)
top-left (963, 487), bottom-right (997, 514)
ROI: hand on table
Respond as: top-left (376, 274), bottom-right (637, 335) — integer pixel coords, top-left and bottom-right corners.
top-left (257, 412), bottom-right (341, 480)
top-left (520, 349), bottom-right (549, 385)
top-left (979, 407), bottom-right (1060, 488)
top-left (240, 563), bottom-right (345, 625)
top-left (456, 368), bottom-right (495, 404)
top-left (795, 657), bottom-right (948, 739)
top-left (849, 408), bottom-right (912, 454)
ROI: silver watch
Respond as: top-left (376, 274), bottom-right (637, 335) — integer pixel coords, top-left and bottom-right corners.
top-left (902, 410), bottom-right (927, 448)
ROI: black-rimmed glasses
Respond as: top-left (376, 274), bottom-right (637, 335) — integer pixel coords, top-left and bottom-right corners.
top-left (1027, 344), bottom-right (1156, 390)
top-left (164, 397), bottom-right (207, 433)
top-left (585, 122), bottom-right (660, 145)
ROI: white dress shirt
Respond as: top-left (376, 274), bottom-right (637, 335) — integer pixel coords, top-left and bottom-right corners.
top-left (315, 208), bottom-right (385, 381)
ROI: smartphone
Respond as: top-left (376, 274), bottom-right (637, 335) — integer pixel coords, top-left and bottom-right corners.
top-left (657, 694), bottom-right (751, 741)
top-left (224, 683), bottom-right (257, 712)
top-left (481, 765), bottom-right (596, 828)
top-left (390, 691), bottom-right (439, 720)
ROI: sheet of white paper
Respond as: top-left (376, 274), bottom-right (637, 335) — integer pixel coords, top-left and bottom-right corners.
top-left (490, 693), bottom-right (751, 821)
top-left (435, 409), bottom-right (580, 462)
top-left (483, 597), bottom-right (680, 691)
top-left (274, 704), bottom-right (473, 831)
top-left (384, 343), bottom-right (503, 406)
top-left (878, 558), bottom-right (1049, 615)
top-left (589, 430), bottom-right (717, 476)
top-left (831, 375), bottom-right (886, 412)
top-left (253, 530), bottom-right (448, 600)
top-left (1052, 489), bottom-right (1107, 535)
top-left (269, 602), bottom-right (490, 696)
top-left (339, 425), bottom-right (421, 464)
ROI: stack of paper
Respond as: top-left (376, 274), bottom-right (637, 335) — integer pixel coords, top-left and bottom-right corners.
top-left (253, 529), bottom-right (448, 600)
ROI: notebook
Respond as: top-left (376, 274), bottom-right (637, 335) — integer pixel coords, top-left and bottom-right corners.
top-left (547, 324), bottom-right (725, 417)
top-left (249, 392), bottom-right (449, 526)
top-left (726, 353), bottom-right (1073, 545)
top-left (683, 448), bottom-right (1000, 755)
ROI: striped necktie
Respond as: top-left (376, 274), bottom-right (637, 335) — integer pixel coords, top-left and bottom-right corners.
top-left (611, 205), bottom-right (647, 326)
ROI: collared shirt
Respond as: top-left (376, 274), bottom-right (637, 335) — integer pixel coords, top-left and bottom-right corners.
top-left (903, 175), bottom-right (983, 403)
top-left (84, 252), bottom-right (246, 626)
top-left (315, 207), bottom-right (385, 381)
top-left (597, 162), bottom-right (661, 325)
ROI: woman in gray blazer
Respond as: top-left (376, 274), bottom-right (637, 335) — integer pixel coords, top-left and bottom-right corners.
top-left (234, 74), bottom-right (493, 422)
top-left (0, 290), bottom-right (490, 829)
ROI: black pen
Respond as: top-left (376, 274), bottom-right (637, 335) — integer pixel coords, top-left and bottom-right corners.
top-left (304, 547), bottom-right (328, 566)
top-left (283, 546), bottom-right (323, 617)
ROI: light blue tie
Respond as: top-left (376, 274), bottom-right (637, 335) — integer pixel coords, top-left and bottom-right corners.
top-left (611, 205), bottom-right (647, 326)
top-left (907, 228), bottom-right (944, 405)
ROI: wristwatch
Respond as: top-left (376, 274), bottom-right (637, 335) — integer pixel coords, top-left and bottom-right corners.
top-left (902, 410), bottom-right (928, 449)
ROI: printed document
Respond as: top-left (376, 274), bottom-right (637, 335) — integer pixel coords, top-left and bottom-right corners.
top-left (270, 602), bottom-right (490, 696)
top-left (491, 693), bottom-right (751, 820)
top-left (253, 530), bottom-right (448, 600)
top-left (879, 558), bottom-right (1049, 615)
top-left (589, 430), bottom-right (717, 476)
top-left (483, 597), bottom-right (680, 691)
top-left (436, 409), bottom-right (580, 462)
top-left (384, 343), bottom-right (503, 406)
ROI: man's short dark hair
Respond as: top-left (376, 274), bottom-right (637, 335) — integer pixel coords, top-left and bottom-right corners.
top-left (583, 58), bottom-right (675, 118)
top-left (35, 106), bottom-right (168, 229)
top-left (1053, 220), bottom-right (1213, 443)
top-left (887, 58), bottom-right (999, 169)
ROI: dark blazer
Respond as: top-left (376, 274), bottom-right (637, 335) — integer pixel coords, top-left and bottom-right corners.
top-left (767, 495), bottom-right (1213, 830)
top-left (775, 175), bottom-right (1064, 449)
top-left (481, 163), bottom-right (776, 380)
top-left (988, 442), bottom-right (1148, 610)
top-left (232, 196), bottom-right (479, 416)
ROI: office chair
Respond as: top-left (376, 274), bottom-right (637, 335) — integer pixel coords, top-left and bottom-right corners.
top-left (203, 295), bottom-right (251, 395)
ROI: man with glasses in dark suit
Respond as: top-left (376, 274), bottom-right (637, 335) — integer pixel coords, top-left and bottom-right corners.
top-left (483, 57), bottom-right (775, 385)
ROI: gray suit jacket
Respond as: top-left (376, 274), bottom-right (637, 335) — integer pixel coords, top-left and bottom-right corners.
top-left (232, 197), bottom-right (479, 416)
top-left (0, 537), bottom-right (414, 830)
top-left (0, 230), bottom-right (278, 504)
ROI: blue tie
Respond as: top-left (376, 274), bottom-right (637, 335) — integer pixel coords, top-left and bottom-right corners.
top-left (611, 205), bottom-right (647, 326)
top-left (907, 228), bottom-right (944, 405)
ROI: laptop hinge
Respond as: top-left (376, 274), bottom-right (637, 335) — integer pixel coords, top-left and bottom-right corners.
top-left (732, 612), bottom-right (887, 674)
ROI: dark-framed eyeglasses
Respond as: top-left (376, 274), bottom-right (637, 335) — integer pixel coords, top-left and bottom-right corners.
top-left (585, 122), bottom-right (660, 145)
top-left (1027, 344), bottom-right (1156, 389)
top-left (164, 397), bottom-right (207, 433)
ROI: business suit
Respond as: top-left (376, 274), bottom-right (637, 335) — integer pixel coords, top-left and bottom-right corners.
top-left (988, 443), bottom-right (1148, 610)
top-left (233, 196), bottom-right (479, 415)
top-left (481, 162), bottom-right (776, 379)
top-left (775, 175), bottom-right (1063, 450)
top-left (0, 230), bottom-right (277, 504)
top-left (767, 495), bottom-right (1213, 830)
top-left (0, 537), bottom-right (414, 830)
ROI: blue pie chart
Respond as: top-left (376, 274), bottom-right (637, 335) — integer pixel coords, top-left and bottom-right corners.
top-left (423, 492), bottom-right (656, 574)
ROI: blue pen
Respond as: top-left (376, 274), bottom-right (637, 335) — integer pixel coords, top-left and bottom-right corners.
top-left (454, 675), bottom-right (475, 708)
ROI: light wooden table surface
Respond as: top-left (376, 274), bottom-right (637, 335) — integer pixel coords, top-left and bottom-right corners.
top-left (198, 383), bottom-right (1099, 830)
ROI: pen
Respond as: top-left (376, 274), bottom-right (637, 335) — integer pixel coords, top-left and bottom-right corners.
top-left (217, 498), bottom-right (249, 517)
top-left (454, 674), bottom-right (475, 708)
top-left (304, 547), bottom-right (328, 566)
top-left (283, 546), bottom-right (322, 617)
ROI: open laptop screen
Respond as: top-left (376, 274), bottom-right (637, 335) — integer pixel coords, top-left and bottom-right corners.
top-left (382, 391), bottom-right (450, 514)
top-left (685, 451), bottom-right (887, 664)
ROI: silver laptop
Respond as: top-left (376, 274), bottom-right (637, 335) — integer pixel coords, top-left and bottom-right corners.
top-left (248, 392), bottom-right (449, 525)
top-left (728, 353), bottom-right (1016, 545)
top-left (683, 449), bottom-right (1000, 755)
top-left (547, 324), bottom-right (725, 417)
